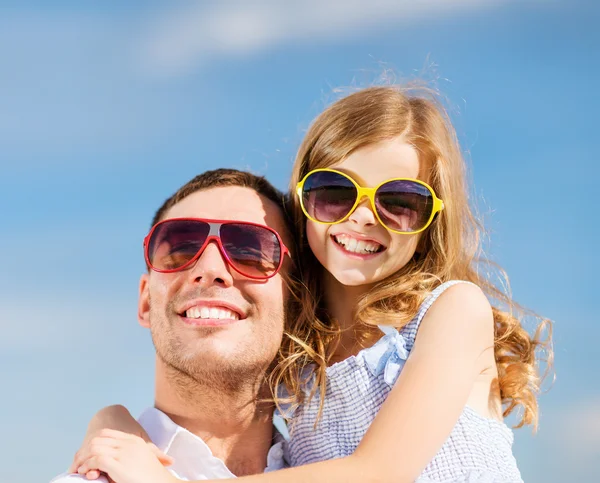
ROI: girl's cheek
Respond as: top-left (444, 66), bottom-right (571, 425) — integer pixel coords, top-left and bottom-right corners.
top-left (306, 221), bottom-right (330, 267)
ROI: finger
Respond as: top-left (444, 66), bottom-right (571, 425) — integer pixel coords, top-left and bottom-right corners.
top-left (98, 428), bottom-right (142, 441)
top-left (69, 428), bottom-right (117, 473)
top-left (71, 445), bottom-right (99, 473)
top-left (68, 450), bottom-right (81, 473)
top-left (147, 443), bottom-right (174, 466)
top-left (77, 454), bottom-right (119, 477)
top-left (84, 469), bottom-right (101, 480)
top-left (74, 436), bottom-right (122, 470)
top-left (76, 448), bottom-right (119, 475)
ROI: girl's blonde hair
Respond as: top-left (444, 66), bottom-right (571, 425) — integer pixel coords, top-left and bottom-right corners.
top-left (271, 85), bottom-right (552, 429)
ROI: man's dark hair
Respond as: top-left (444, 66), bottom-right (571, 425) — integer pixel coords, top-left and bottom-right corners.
top-left (151, 168), bottom-right (288, 228)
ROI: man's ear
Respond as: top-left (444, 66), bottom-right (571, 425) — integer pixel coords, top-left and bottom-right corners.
top-left (138, 273), bottom-right (151, 328)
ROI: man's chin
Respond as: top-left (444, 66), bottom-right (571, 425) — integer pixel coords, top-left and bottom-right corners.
top-left (163, 353), bottom-right (270, 391)
top-left (163, 345), bottom-right (267, 374)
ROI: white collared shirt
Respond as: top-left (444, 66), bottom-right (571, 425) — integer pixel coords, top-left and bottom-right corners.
top-left (50, 407), bottom-right (287, 482)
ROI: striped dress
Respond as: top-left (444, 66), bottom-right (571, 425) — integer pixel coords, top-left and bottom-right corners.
top-left (283, 281), bottom-right (523, 482)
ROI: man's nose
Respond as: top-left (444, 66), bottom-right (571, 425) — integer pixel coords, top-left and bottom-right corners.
top-left (187, 241), bottom-right (234, 287)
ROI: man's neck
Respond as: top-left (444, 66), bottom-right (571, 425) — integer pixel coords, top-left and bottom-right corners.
top-left (154, 362), bottom-right (274, 476)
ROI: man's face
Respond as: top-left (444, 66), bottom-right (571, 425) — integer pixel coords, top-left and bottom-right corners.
top-left (138, 186), bottom-right (291, 387)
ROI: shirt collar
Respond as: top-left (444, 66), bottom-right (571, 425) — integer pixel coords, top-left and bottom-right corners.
top-left (137, 407), bottom-right (287, 479)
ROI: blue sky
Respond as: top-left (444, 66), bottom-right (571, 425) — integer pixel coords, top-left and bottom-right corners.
top-left (0, 1), bottom-right (598, 481)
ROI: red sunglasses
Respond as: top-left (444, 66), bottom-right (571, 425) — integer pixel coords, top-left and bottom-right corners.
top-left (143, 218), bottom-right (290, 280)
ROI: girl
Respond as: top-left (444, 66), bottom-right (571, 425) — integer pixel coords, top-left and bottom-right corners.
top-left (71, 85), bottom-right (552, 482)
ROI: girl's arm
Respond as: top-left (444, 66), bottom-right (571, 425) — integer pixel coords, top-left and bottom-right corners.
top-left (226, 283), bottom-right (495, 483)
top-left (84, 405), bottom-right (150, 443)
top-left (76, 283), bottom-right (495, 483)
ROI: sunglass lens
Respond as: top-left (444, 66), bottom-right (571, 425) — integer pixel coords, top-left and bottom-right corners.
top-left (148, 220), bottom-right (210, 270)
top-left (375, 180), bottom-right (434, 232)
top-left (302, 171), bottom-right (357, 223)
top-left (220, 223), bottom-right (281, 278)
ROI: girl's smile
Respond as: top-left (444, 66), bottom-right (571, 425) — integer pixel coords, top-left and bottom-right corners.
top-left (330, 231), bottom-right (386, 258)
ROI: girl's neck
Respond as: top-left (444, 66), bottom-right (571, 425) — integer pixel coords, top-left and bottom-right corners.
top-left (323, 271), bottom-right (381, 364)
top-left (323, 271), bottom-right (370, 329)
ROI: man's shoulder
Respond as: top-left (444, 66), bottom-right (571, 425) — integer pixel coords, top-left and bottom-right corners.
top-left (50, 472), bottom-right (109, 483)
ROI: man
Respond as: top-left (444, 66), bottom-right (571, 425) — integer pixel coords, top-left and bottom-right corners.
top-left (51, 169), bottom-right (295, 482)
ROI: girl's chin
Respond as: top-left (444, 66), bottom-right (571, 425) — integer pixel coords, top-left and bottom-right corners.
top-left (329, 268), bottom-right (383, 288)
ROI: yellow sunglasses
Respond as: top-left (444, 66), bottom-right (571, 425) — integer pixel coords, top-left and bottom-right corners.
top-left (296, 168), bottom-right (444, 234)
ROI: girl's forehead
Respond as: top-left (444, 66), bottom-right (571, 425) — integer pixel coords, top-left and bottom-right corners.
top-left (330, 137), bottom-right (421, 185)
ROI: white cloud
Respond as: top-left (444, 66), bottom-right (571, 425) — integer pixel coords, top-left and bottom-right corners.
top-left (140, 0), bottom-right (513, 76)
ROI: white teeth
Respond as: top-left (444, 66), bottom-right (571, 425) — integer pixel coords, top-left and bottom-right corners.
top-left (185, 306), bottom-right (240, 320)
top-left (333, 234), bottom-right (382, 254)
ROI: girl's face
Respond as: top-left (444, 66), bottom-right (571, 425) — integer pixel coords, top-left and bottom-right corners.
top-left (306, 136), bottom-right (423, 287)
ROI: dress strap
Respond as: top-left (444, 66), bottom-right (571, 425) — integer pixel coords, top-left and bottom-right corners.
top-left (399, 280), bottom-right (475, 352)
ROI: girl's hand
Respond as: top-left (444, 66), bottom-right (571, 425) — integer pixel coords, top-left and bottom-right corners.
top-left (73, 429), bottom-right (176, 483)
top-left (69, 405), bottom-right (165, 480)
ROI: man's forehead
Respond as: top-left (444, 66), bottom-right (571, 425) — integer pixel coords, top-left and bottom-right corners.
top-left (164, 186), bottom-right (284, 229)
